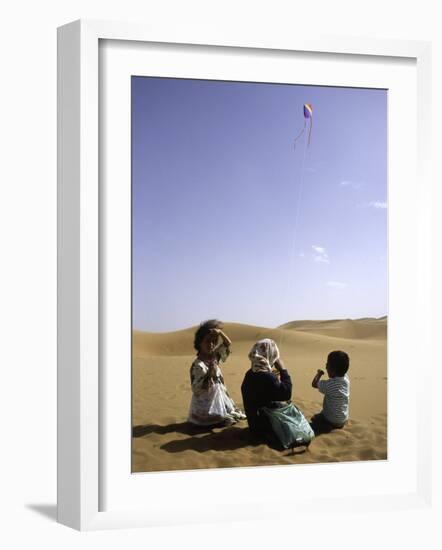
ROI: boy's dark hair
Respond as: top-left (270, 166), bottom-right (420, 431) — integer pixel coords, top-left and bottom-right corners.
top-left (327, 350), bottom-right (349, 376)
top-left (194, 319), bottom-right (223, 352)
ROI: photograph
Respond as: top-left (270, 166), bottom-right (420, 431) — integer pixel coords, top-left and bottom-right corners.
top-left (131, 75), bottom-right (388, 473)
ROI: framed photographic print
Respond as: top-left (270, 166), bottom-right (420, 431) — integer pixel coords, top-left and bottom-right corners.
top-left (57, 19), bottom-right (432, 530)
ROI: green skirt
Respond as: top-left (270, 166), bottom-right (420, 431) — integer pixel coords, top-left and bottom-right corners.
top-left (258, 402), bottom-right (315, 450)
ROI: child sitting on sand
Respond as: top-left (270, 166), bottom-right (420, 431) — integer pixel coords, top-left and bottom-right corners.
top-left (241, 339), bottom-right (314, 449)
top-left (188, 319), bottom-right (246, 427)
top-left (311, 350), bottom-right (350, 433)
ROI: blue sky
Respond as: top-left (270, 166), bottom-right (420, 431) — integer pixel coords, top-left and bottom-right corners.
top-left (132, 77), bottom-right (387, 332)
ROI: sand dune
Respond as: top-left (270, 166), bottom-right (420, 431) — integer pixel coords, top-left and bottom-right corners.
top-left (132, 317), bottom-right (387, 473)
top-left (278, 316), bottom-right (387, 340)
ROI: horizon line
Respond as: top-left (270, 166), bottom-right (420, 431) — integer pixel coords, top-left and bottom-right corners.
top-left (132, 314), bottom-right (388, 335)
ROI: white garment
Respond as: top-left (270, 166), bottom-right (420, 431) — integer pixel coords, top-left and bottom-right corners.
top-left (248, 339), bottom-right (280, 373)
top-left (188, 357), bottom-right (245, 426)
top-left (318, 374), bottom-right (350, 425)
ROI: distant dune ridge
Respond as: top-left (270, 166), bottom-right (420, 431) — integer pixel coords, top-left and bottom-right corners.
top-left (278, 316), bottom-right (387, 340)
top-left (132, 317), bottom-right (387, 472)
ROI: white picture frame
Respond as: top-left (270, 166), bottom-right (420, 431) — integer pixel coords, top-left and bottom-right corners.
top-left (57, 19), bottom-right (433, 531)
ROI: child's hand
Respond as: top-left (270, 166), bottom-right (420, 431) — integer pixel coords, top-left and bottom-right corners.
top-left (214, 328), bottom-right (232, 347)
top-left (209, 328), bottom-right (224, 340)
top-left (207, 364), bottom-right (217, 377)
top-left (274, 358), bottom-right (286, 371)
top-left (312, 369), bottom-right (324, 389)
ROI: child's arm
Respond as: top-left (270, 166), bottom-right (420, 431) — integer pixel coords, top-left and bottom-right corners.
top-left (206, 363), bottom-right (218, 384)
top-left (264, 363), bottom-right (292, 401)
top-left (214, 328), bottom-right (232, 348)
top-left (192, 363), bottom-right (215, 393)
top-left (213, 329), bottom-right (232, 364)
top-left (312, 369), bottom-right (325, 388)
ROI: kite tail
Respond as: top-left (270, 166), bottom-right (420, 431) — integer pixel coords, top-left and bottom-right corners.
top-left (307, 116), bottom-right (313, 148)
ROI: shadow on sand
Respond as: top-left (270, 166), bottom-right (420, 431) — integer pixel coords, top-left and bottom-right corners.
top-left (133, 421), bottom-right (218, 438)
top-left (159, 426), bottom-right (260, 453)
top-left (133, 422), bottom-right (310, 455)
top-left (133, 421), bottom-right (261, 452)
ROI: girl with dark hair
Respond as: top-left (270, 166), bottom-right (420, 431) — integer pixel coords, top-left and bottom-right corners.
top-left (188, 320), bottom-right (245, 426)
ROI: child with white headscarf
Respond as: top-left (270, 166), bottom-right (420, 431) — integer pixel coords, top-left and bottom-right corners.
top-left (241, 339), bottom-right (292, 436)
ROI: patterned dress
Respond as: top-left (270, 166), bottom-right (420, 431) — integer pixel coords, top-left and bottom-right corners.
top-left (188, 345), bottom-right (245, 426)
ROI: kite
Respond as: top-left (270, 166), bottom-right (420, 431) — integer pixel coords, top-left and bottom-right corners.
top-left (293, 103), bottom-right (313, 150)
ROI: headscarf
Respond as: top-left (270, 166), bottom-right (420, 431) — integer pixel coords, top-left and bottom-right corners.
top-left (248, 339), bottom-right (280, 373)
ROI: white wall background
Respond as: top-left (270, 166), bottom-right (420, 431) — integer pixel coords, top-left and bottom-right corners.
top-left (0, 0), bottom-right (440, 548)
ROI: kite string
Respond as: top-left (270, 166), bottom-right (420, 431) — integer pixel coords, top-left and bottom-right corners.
top-left (293, 119), bottom-right (306, 149)
top-left (278, 135), bottom-right (309, 352)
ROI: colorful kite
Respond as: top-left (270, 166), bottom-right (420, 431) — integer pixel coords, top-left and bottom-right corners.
top-left (293, 103), bottom-right (313, 149)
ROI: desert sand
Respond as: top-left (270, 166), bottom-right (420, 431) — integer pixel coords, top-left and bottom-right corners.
top-left (132, 317), bottom-right (387, 472)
